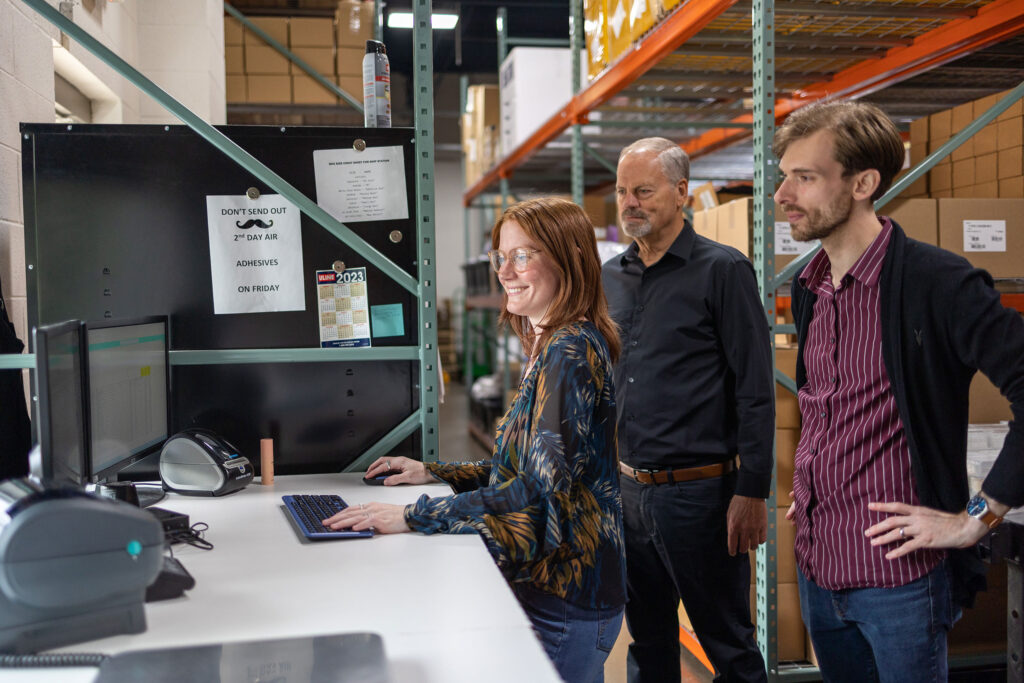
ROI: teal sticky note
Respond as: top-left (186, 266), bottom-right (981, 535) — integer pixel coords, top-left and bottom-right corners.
top-left (370, 303), bottom-right (404, 338)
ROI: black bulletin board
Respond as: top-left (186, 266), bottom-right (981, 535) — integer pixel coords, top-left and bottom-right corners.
top-left (22, 123), bottom-right (421, 474)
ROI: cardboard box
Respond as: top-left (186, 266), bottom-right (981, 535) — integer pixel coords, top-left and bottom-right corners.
top-left (998, 146), bottom-right (1023, 180)
top-left (929, 109), bottom-right (952, 140)
top-left (778, 582), bottom-right (806, 662)
top-left (717, 198), bottom-right (749, 253)
top-left (938, 198), bottom-right (1024, 278)
top-left (996, 88), bottom-right (1024, 121)
top-left (1000, 176), bottom-right (1024, 198)
top-left (691, 181), bottom-right (718, 211)
top-left (776, 507), bottom-right (797, 584)
top-left (893, 168), bottom-right (928, 198)
top-left (244, 16), bottom-right (288, 46)
top-left (224, 15), bottom-right (244, 46)
top-left (970, 181), bottom-right (1000, 199)
top-left (976, 151), bottom-right (999, 185)
top-left (909, 116), bottom-right (929, 146)
top-left (952, 185), bottom-right (974, 198)
top-left (776, 428), bottom-right (799, 504)
top-left (775, 346), bottom-right (800, 429)
top-left (246, 74), bottom-right (291, 103)
top-left (499, 47), bottom-right (586, 156)
top-left (929, 163), bottom-right (952, 192)
top-left (245, 45), bottom-right (290, 74)
top-left (336, 0), bottom-right (374, 49)
top-left (932, 188), bottom-right (953, 198)
top-left (806, 629), bottom-right (819, 666)
top-left (470, 84), bottom-right (500, 129)
top-left (583, 193), bottom-right (614, 230)
top-left (693, 207), bottom-right (717, 241)
top-left (226, 74), bottom-right (246, 103)
top-left (886, 198), bottom-right (939, 245)
top-left (952, 157), bottom-right (975, 189)
top-left (337, 74), bottom-right (362, 99)
top-left (225, 45), bottom-right (244, 75)
top-left (289, 47), bottom-right (336, 76)
top-left (336, 45), bottom-right (364, 76)
top-left (292, 74), bottom-right (338, 105)
top-left (970, 370), bottom-right (1012, 423)
top-left (998, 117), bottom-right (1023, 150)
top-left (949, 561), bottom-right (1007, 653)
top-left (288, 17), bottom-right (333, 47)
top-left (950, 102), bottom-right (974, 160)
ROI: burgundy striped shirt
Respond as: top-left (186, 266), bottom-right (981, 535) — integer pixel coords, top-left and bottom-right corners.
top-left (792, 218), bottom-right (945, 589)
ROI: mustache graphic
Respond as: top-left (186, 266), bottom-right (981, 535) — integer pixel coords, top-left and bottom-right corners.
top-left (236, 219), bottom-right (274, 229)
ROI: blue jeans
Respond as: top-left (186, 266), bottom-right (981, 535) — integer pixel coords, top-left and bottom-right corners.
top-left (797, 562), bottom-right (957, 683)
top-left (515, 585), bottom-right (623, 683)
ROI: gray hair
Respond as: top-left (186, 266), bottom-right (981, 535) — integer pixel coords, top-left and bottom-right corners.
top-left (618, 137), bottom-right (690, 184)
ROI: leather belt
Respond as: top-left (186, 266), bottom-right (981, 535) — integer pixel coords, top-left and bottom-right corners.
top-left (619, 459), bottom-right (735, 485)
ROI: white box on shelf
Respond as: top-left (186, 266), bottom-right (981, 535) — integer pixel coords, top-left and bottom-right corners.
top-left (499, 47), bottom-right (587, 157)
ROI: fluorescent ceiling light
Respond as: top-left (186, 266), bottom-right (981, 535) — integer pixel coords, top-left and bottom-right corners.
top-left (388, 12), bottom-right (459, 30)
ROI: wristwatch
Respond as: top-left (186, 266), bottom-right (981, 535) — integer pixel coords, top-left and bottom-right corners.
top-left (966, 493), bottom-right (1004, 529)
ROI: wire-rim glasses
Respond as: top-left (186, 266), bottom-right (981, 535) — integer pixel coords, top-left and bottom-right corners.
top-left (488, 248), bottom-right (541, 273)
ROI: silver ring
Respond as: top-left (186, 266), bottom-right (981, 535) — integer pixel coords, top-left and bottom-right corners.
top-left (360, 503), bottom-right (365, 510)
top-left (386, 460), bottom-right (391, 471)
top-left (899, 527), bottom-right (905, 539)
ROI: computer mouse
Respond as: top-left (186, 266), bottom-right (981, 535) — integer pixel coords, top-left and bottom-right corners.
top-left (362, 474), bottom-right (393, 485)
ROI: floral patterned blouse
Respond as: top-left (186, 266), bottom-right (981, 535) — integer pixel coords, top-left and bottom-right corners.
top-left (404, 321), bottom-right (626, 610)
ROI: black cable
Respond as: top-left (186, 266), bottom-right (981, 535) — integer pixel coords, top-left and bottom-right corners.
top-left (0, 653), bottom-right (107, 668)
top-left (166, 521), bottom-right (214, 550)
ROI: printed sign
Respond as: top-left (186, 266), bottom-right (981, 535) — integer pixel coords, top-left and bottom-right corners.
top-left (963, 220), bottom-right (1006, 252)
top-left (313, 146), bottom-right (408, 223)
top-left (206, 195), bottom-right (305, 315)
top-left (316, 268), bottom-right (372, 348)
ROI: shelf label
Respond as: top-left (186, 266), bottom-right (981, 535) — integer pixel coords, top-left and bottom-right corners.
top-left (775, 221), bottom-right (819, 255)
top-left (963, 220), bottom-right (1006, 252)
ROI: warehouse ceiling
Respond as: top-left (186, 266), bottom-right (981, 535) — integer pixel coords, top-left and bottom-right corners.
top-left (227, 1), bottom-right (1024, 185)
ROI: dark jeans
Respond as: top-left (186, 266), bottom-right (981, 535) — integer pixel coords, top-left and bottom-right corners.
top-left (515, 585), bottom-right (623, 683)
top-left (621, 472), bottom-right (766, 683)
top-left (798, 562), bottom-right (957, 683)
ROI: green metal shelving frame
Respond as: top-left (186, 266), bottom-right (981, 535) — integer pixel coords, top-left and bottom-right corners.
top-left (3, 0), bottom-right (441, 468)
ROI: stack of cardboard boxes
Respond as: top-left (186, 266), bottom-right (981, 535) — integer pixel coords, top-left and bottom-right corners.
top-left (223, 1), bottom-right (373, 106)
top-left (917, 89), bottom-right (1024, 200)
top-left (461, 85), bottom-right (500, 187)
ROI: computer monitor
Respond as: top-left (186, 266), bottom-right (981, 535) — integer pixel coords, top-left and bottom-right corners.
top-left (32, 320), bottom-right (91, 487)
top-left (86, 316), bottom-right (171, 485)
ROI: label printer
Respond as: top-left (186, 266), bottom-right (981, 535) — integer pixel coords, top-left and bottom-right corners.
top-left (0, 478), bottom-right (163, 654)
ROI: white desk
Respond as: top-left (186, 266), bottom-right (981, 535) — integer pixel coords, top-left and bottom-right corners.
top-left (0, 474), bottom-right (560, 683)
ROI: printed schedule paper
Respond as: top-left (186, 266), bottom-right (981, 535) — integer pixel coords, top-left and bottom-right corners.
top-left (206, 195), bottom-right (305, 315)
top-left (312, 146), bottom-right (408, 223)
top-left (316, 268), bottom-right (372, 348)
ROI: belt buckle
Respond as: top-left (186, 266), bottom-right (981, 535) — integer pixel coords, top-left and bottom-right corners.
top-left (633, 467), bottom-right (657, 483)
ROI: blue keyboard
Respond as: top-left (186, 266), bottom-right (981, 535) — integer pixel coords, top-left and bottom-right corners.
top-left (282, 494), bottom-right (374, 540)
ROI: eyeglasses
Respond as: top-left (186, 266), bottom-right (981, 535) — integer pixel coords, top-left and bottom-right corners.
top-left (487, 247), bottom-right (541, 273)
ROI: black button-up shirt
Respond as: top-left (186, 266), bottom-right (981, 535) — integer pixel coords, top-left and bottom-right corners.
top-left (602, 223), bottom-right (775, 498)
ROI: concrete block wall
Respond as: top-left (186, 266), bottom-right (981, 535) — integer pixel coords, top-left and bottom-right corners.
top-left (0, 0), bottom-right (226, 359)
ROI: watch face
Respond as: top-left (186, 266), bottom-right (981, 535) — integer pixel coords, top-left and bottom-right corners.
top-left (966, 495), bottom-right (988, 517)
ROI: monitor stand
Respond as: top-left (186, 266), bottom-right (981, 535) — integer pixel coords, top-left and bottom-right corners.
top-left (95, 481), bottom-right (166, 508)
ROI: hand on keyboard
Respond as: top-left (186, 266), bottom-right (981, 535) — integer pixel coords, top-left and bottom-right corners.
top-left (323, 501), bottom-right (412, 535)
top-left (364, 456), bottom-right (434, 486)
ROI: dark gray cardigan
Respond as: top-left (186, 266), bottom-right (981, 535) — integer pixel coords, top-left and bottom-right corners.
top-left (791, 220), bottom-right (1024, 606)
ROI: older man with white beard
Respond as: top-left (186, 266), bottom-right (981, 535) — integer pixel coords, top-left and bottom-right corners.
top-left (602, 137), bottom-right (774, 683)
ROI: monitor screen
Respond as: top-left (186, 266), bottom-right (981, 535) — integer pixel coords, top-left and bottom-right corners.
top-left (33, 320), bottom-right (90, 487)
top-left (86, 316), bottom-right (170, 482)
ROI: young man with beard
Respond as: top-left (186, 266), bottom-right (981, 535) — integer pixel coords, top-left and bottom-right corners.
top-left (776, 100), bottom-right (1024, 681)
top-left (602, 137), bottom-right (774, 682)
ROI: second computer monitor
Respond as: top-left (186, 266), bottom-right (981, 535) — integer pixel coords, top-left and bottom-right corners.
top-left (86, 316), bottom-right (170, 483)
top-left (33, 319), bottom-right (90, 487)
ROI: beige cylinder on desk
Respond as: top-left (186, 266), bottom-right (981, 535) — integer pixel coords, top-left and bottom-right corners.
top-left (260, 438), bottom-right (274, 485)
